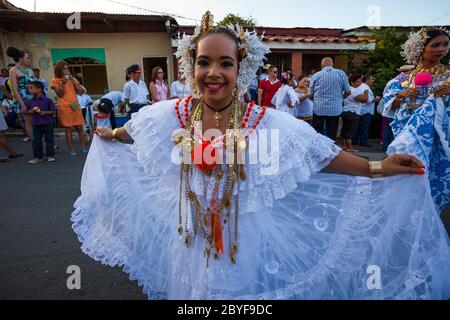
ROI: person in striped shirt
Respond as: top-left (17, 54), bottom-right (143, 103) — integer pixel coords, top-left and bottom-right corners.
top-left (309, 57), bottom-right (351, 141)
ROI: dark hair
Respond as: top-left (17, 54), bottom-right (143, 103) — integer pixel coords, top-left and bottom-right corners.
top-left (54, 61), bottom-right (69, 78)
top-left (348, 73), bottom-right (362, 84)
top-left (194, 27), bottom-right (242, 62)
top-left (269, 65), bottom-right (278, 71)
top-left (6, 46), bottom-right (26, 63)
top-left (97, 102), bottom-right (108, 114)
top-left (29, 80), bottom-right (44, 92)
top-left (281, 72), bottom-right (294, 85)
top-left (362, 74), bottom-right (373, 82)
top-left (425, 28), bottom-right (450, 46)
top-left (1, 67), bottom-right (7, 73)
top-left (7, 63), bottom-right (15, 69)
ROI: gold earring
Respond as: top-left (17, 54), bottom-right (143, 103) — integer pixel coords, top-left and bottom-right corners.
top-left (193, 80), bottom-right (199, 96)
top-left (232, 86), bottom-right (238, 99)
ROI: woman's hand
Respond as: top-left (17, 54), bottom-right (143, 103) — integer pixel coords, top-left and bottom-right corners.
top-left (432, 85), bottom-right (450, 98)
top-left (20, 104), bottom-right (28, 113)
top-left (95, 126), bottom-right (113, 140)
top-left (382, 154), bottom-right (425, 177)
top-left (398, 88), bottom-right (419, 99)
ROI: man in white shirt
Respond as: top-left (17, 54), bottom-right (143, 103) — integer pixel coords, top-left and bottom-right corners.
top-left (77, 90), bottom-right (93, 121)
top-left (170, 72), bottom-right (191, 99)
top-left (341, 73), bottom-right (368, 152)
top-left (123, 64), bottom-right (149, 120)
top-left (353, 75), bottom-right (380, 147)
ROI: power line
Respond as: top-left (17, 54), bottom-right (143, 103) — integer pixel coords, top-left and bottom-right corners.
top-left (106, 0), bottom-right (201, 22)
top-left (426, 10), bottom-right (450, 25)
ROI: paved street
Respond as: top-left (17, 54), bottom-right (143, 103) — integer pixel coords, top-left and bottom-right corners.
top-left (0, 133), bottom-right (449, 299)
top-left (0, 135), bottom-right (146, 299)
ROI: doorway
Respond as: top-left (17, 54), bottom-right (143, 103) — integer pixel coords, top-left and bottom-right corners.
top-left (142, 57), bottom-right (169, 88)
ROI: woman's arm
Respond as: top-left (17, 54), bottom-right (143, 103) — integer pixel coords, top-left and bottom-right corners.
top-left (149, 82), bottom-right (158, 102)
top-left (354, 90), bottom-right (369, 103)
top-left (390, 88), bottom-right (419, 111)
top-left (166, 82), bottom-right (170, 100)
top-left (298, 94), bottom-right (309, 102)
top-left (9, 69), bottom-right (26, 110)
top-left (52, 79), bottom-right (66, 98)
top-left (326, 150), bottom-right (425, 178)
top-left (95, 126), bottom-right (130, 141)
top-left (71, 77), bottom-right (85, 95)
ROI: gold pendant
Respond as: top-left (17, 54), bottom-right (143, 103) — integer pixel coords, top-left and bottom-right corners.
top-left (213, 112), bottom-right (221, 127)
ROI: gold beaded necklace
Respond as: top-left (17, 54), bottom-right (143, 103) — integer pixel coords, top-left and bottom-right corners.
top-left (177, 98), bottom-right (245, 266)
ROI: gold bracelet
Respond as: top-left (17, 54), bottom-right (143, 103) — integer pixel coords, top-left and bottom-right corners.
top-left (112, 128), bottom-right (121, 143)
top-left (368, 161), bottom-right (384, 178)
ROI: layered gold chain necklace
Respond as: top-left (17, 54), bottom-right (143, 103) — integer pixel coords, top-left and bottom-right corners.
top-left (415, 62), bottom-right (446, 75)
top-left (177, 98), bottom-right (246, 266)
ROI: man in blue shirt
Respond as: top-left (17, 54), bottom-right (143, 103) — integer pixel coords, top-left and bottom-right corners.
top-left (309, 57), bottom-right (351, 141)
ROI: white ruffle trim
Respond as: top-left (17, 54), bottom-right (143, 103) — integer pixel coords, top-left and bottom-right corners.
top-left (122, 100), bottom-right (341, 213)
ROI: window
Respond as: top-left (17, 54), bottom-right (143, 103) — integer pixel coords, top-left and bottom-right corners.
top-left (51, 48), bottom-right (108, 95)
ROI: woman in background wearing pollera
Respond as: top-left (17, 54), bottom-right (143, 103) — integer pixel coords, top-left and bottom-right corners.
top-left (383, 27), bottom-right (450, 213)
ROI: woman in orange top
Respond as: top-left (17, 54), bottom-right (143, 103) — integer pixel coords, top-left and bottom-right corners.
top-left (51, 61), bottom-right (86, 156)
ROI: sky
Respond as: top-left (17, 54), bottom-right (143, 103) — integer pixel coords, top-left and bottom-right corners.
top-left (11, 0), bottom-right (450, 28)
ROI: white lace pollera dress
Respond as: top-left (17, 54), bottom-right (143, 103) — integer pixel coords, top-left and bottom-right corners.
top-left (72, 98), bottom-right (450, 300)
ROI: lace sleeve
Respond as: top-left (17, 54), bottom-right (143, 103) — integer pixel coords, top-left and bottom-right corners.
top-left (239, 109), bottom-right (342, 212)
top-left (122, 100), bottom-right (180, 176)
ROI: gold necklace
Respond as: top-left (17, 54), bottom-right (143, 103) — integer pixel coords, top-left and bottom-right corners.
top-left (416, 62), bottom-right (444, 76)
top-left (204, 99), bottom-right (233, 128)
top-left (178, 98), bottom-right (245, 266)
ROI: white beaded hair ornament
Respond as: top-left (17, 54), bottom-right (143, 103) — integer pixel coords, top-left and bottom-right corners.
top-left (175, 11), bottom-right (270, 99)
top-left (401, 26), bottom-right (449, 65)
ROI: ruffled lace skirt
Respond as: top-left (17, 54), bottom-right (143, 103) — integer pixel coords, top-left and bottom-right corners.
top-left (71, 137), bottom-right (450, 300)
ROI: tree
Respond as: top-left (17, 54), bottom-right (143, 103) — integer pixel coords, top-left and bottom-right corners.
top-left (218, 13), bottom-right (257, 27)
top-left (350, 27), bottom-right (409, 96)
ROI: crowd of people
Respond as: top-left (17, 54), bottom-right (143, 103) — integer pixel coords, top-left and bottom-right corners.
top-left (0, 29), bottom-right (448, 213)
top-left (254, 58), bottom-right (385, 153)
top-left (0, 49), bottom-right (195, 163)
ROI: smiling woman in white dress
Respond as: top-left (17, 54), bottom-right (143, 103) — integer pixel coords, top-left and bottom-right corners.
top-left (74, 12), bottom-right (450, 300)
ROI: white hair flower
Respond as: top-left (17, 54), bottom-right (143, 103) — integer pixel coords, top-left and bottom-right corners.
top-left (401, 27), bottom-right (449, 65)
top-left (174, 12), bottom-right (270, 100)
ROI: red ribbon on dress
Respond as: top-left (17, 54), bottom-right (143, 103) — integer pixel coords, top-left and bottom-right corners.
top-left (209, 199), bottom-right (224, 254)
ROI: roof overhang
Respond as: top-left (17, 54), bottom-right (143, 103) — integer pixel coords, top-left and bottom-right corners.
top-left (0, 10), bottom-right (178, 33)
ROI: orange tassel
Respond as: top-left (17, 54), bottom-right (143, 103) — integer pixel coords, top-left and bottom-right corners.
top-left (211, 212), bottom-right (224, 254)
